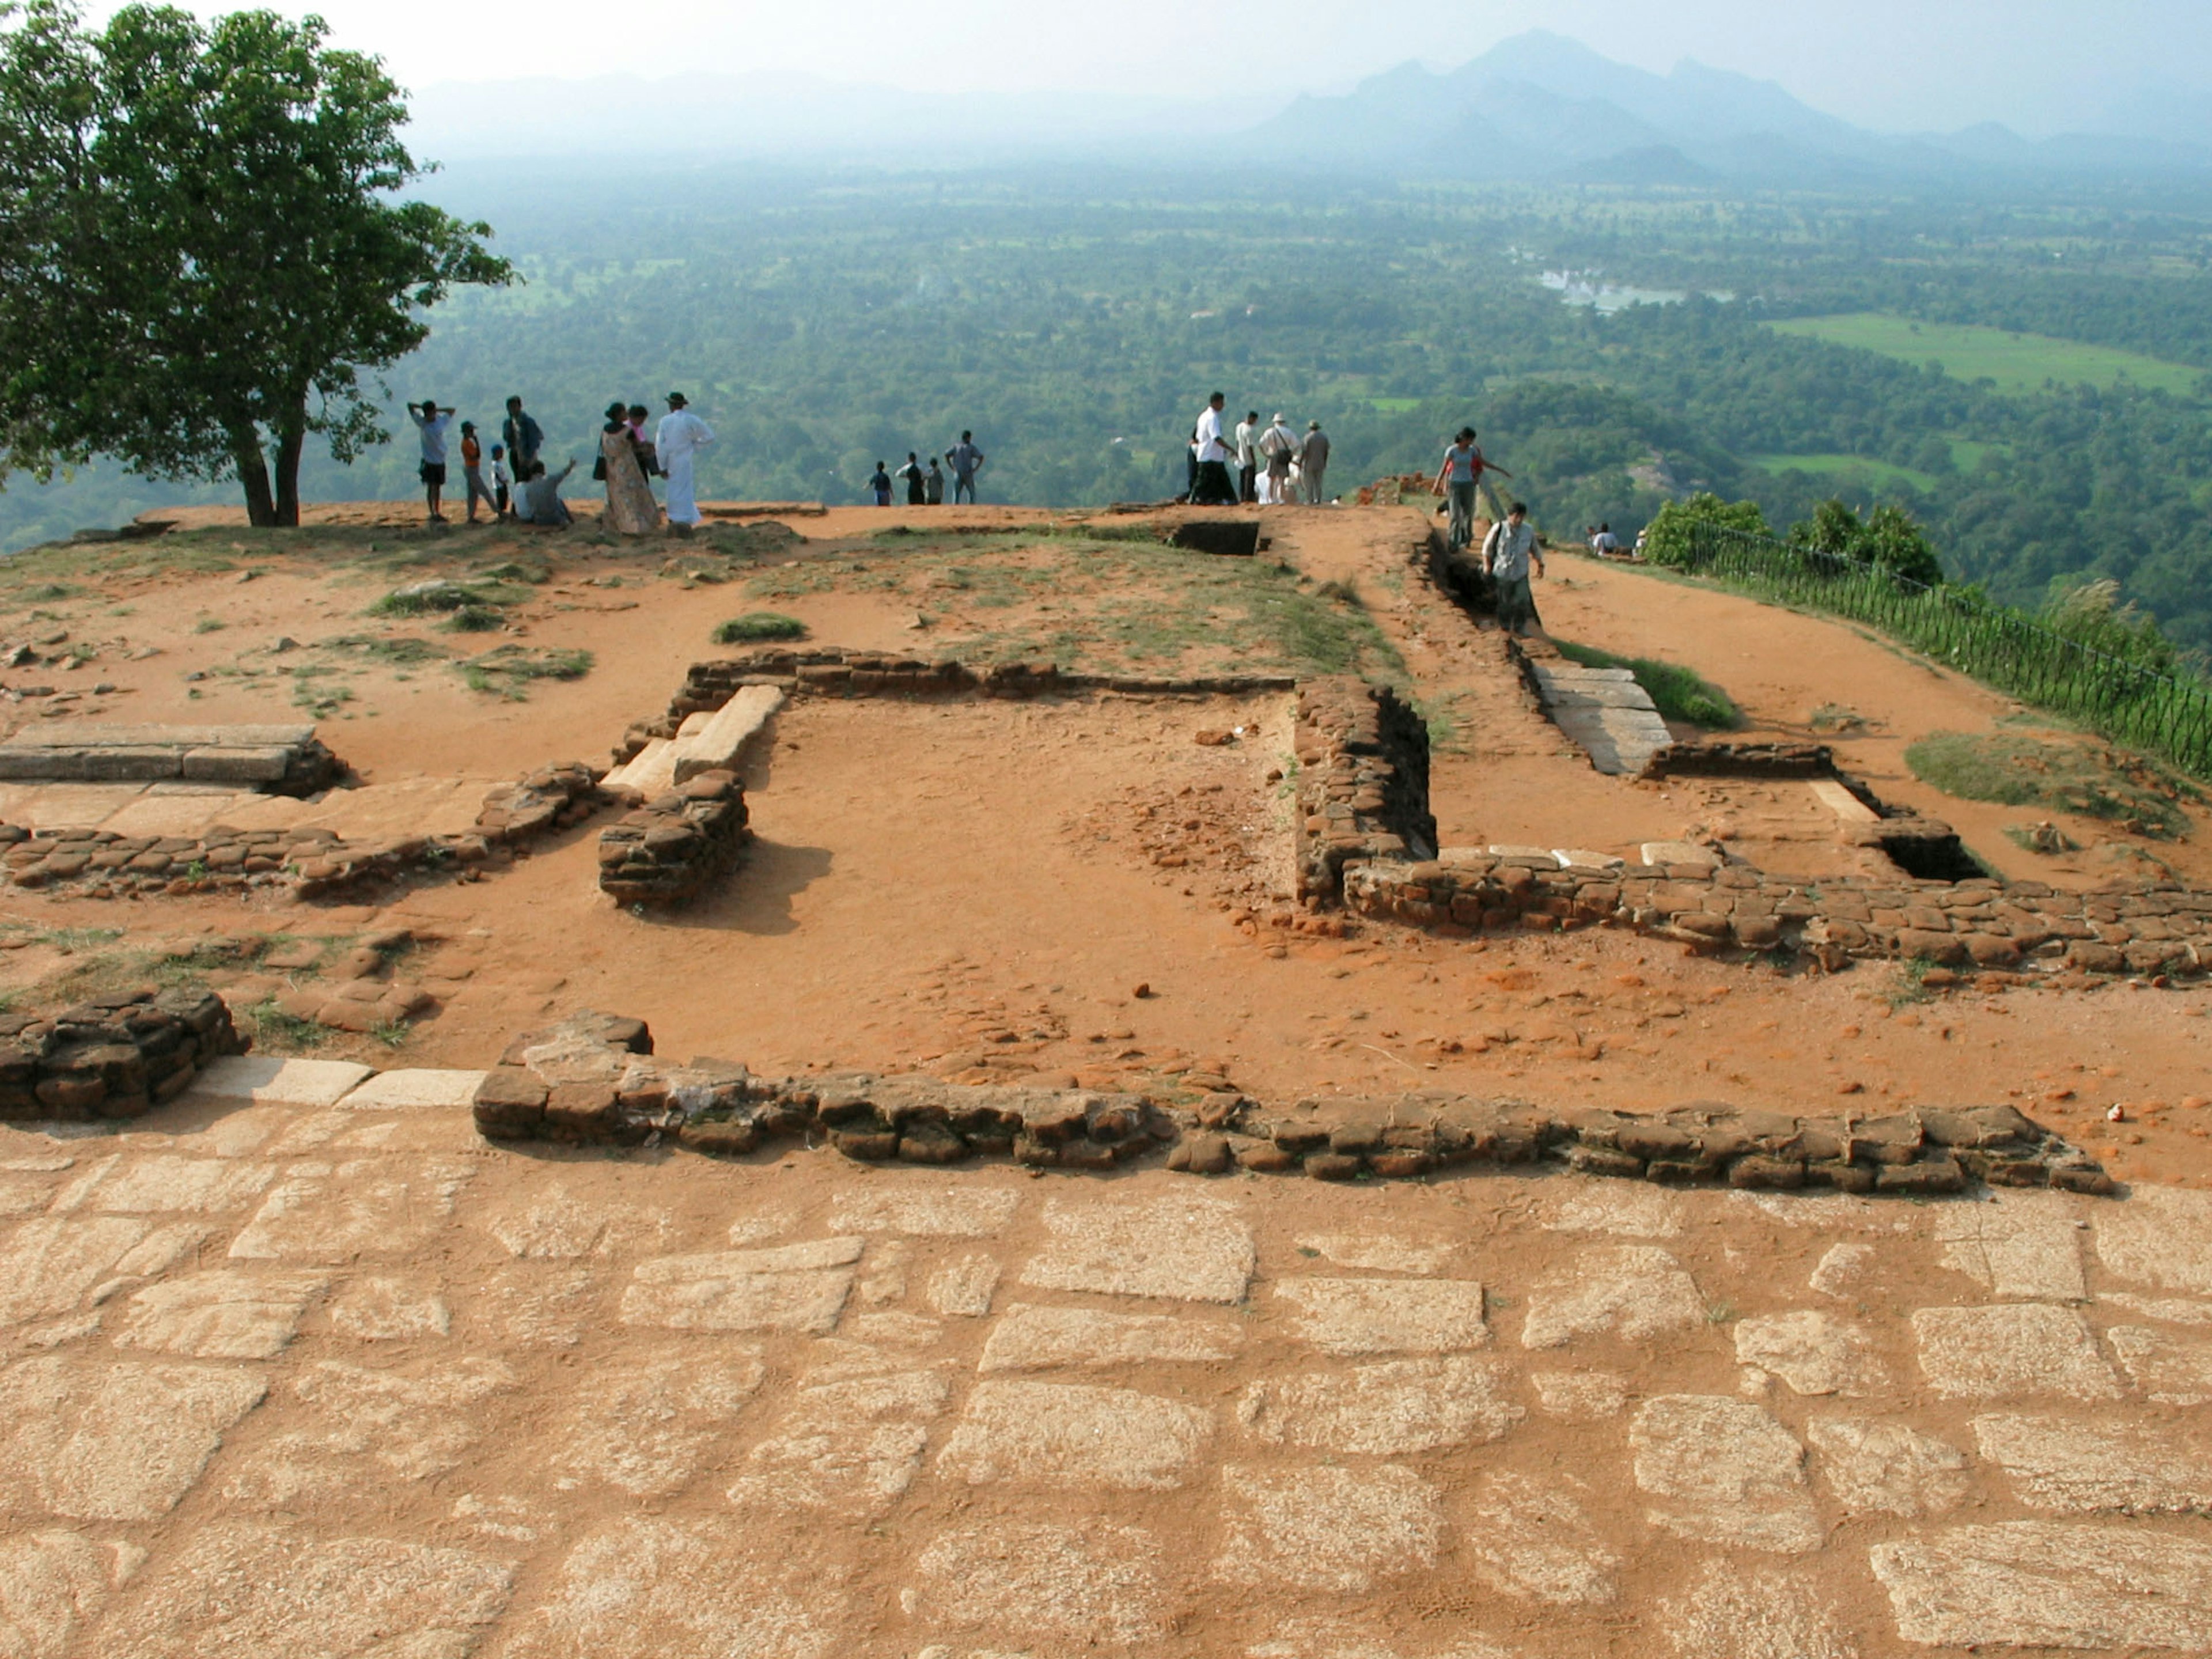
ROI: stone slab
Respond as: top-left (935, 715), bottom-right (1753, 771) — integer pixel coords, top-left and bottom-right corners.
top-left (180, 744), bottom-right (293, 783)
top-left (7, 721), bottom-right (313, 750)
top-left (620, 1238), bottom-right (863, 1334)
top-left (1292, 1232), bottom-right (1459, 1274)
top-left (221, 1357), bottom-right (517, 1503)
top-left (1544, 1183), bottom-right (1682, 1237)
top-left (0, 1357), bottom-right (267, 1520)
top-left (2096, 1184), bottom-right (2212, 1296)
top-left (1464, 1470), bottom-right (1620, 1607)
top-left (1806, 1416), bottom-right (1970, 1518)
top-left (937, 1379), bottom-right (1210, 1490)
top-left (52, 1153), bottom-right (276, 1214)
top-left (0, 1531), bottom-right (140, 1659)
top-left (1660, 1563), bottom-right (1858, 1659)
top-left (334, 1069), bottom-right (488, 1111)
top-left (604, 737), bottom-right (675, 796)
top-left (828, 1185), bottom-right (1021, 1237)
top-left (913, 1520), bottom-right (1165, 1649)
top-left (327, 1275), bottom-right (450, 1340)
top-left (1630, 1395), bottom-right (1821, 1554)
top-left (113, 1268), bottom-right (325, 1359)
top-left (1018, 1194), bottom-right (1254, 1304)
top-left (97, 790), bottom-right (263, 836)
top-left (0, 1216), bottom-right (199, 1324)
top-left (1238, 1355), bottom-right (1522, 1455)
top-left (1912, 1304), bottom-right (2122, 1400)
top-left (1872, 1522), bottom-right (2212, 1650)
top-left (1733, 1310), bottom-right (1885, 1396)
top-left (1973, 1413), bottom-right (2212, 1513)
top-left (979, 1302), bottom-right (1244, 1371)
top-left (228, 1158), bottom-right (473, 1263)
top-left (1642, 840), bottom-right (1722, 868)
top-left (1809, 778), bottom-right (1881, 823)
top-left (1935, 1193), bottom-right (2087, 1300)
top-left (2110, 1323), bottom-right (2212, 1404)
top-left (923, 1253), bottom-right (999, 1317)
top-left (552, 1350), bottom-right (765, 1497)
top-left (188, 1055), bottom-right (374, 1109)
top-left (1522, 1244), bottom-right (1707, 1348)
top-left (91, 1522), bottom-right (513, 1659)
top-left (672, 683), bottom-right (783, 783)
top-left (1273, 1277), bottom-right (1490, 1357)
top-left (0, 784), bottom-right (153, 830)
top-left (1215, 1464), bottom-right (1442, 1592)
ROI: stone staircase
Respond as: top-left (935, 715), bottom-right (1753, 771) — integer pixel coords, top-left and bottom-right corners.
top-left (1525, 660), bottom-right (1673, 776)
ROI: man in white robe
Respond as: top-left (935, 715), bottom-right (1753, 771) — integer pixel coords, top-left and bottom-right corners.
top-left (655, 392), bottom-right (716, 532)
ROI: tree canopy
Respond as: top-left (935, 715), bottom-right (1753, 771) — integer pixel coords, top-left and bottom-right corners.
top-left (0, 1), bottom-right (512, 524)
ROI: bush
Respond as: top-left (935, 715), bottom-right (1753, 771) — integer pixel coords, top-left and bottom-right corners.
top-left (2039, 578), bottom-right (2186, 677)
top-left (1789, 498), bottom-right (1943, 586)
top-left (1641, 493), bottom-right (1771, 566)
top-left (713, 612), bottom-right (808, 643)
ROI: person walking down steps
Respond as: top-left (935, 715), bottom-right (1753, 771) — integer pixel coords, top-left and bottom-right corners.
top-left (1483, 502), bottom-right (1546, 638)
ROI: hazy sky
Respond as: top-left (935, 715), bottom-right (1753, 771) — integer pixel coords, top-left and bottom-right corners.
top-left (81, 0), bottom-right (2212, 137)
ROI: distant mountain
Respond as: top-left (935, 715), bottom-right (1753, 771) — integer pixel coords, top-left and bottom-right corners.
top-left (1244, 29), bottom-right (2212, 186)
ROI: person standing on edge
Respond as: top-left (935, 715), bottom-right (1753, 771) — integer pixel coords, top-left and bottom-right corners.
top-left (655, 392), bottom-right (716, 536)
top-left (1259, 412), bottom-right (1298, 504)
top-left (947, 431), bottom-right (984, 503)
top-left (1234, 409), bottom-right (1259, 504)
top-left (457, 421), bottom-right (497, 524)
top-left (1301, 420), bottom-right (1331, 503)
top-left (501, 396), bottom-right (543, 481)
top-left (1192, 392), bottom-right (1237, 506)
top-left (406, 399), bottom-right (452, 523)
top-left (1483, 502), bottom-right (1546, 637)
top-left (599, 400), bottom-right (658, 535)
top-left (869, 461), bottom-right (893, 506)
top-left (925, 456), bottom-right (945, 505)
top-left (896, 452), bottom-right (926, 506)
top-left (1434, 427), bottom-right (1495, 552)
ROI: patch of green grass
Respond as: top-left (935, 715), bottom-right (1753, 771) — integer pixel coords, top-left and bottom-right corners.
top-left (287, 664), bottom-right (355, 717)
top-left (248, 998), bottom-right (327, 1052)
top-left (192, 617), bottom-right (226, 634)
top-left (18, 582), bottom-right (79, 603)
top-left (441, 604), bottom-right (506, 632)
top-left (1553, 639), bottom-right (1740, 728)
top-left (2004, 821), bottom-right (2080, 855)
top-left (474, 559), bottom-right (551, 585)
top-left (461, 645), bottom-right (593, 700)
top-left (369, 1019), bottom-right (411, 1050)
top-left (1767, 312), bottom-right (2203, 396)
top-left (1905, 730), bottom-right (2200, 839)
top-left (1744, 453), bottom-right (1941, 493)
top-left (713, 611), bottom-right (808, 643)
top-left (1890, 956), bottom-right (1939, 1007)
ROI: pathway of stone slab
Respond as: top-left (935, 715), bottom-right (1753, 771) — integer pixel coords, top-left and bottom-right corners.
top-left (6, 1077), bottom-right (2212, 1657)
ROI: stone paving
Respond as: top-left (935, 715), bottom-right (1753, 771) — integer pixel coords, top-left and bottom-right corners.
top-left (6, 1084), bottom-right (2212, 1656)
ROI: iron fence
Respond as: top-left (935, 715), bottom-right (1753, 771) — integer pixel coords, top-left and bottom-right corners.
top-left (1681, 522), bottom-right (2212, 781)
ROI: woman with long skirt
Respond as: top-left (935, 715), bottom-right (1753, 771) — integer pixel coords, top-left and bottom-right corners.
top-left (599, 400), bottom-right (658, 535)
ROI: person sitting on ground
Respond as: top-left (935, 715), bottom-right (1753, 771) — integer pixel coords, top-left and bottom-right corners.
top-left (520, 457), bottom-right (576, 528)
top-left (1592, 521), bottom-right (1620, 556)
top-left (1483, 502), bottom-right (1546, 638)
top-left (869, 461), bottom-right (893, 506)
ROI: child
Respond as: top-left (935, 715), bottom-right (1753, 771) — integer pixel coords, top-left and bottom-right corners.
top-left (490, 444), bottom-right (512, 519)
top-left (458, 421), bottom-right (497, 524)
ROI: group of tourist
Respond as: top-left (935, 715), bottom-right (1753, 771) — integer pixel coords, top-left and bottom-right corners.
top-left (1185, 395), bottom-right (1331, 506)
top-left (404, 392), bottom-right (717, 536)
top-left (1433, 425), bottom-right (1543, 638)
top-left (866, 433), bottom-right (987, 507)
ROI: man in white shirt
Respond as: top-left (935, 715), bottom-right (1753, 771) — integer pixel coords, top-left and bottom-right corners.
top-left (1192, 393), bottom-right (1237, 505)
top-left (1233, 410), bottom-right (1259, 503)
top-left (406, 399), bottom-right (452, 524)
top-left (654, 392), bottom-right (717, 534)
top-left (1259, 413), bottom-right (1298, 505)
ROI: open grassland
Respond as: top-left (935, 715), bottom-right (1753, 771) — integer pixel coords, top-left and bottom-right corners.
top-left (1767, 312), bottom-right (2206, 396)
top-left (1744, 452), bottom-right (1943, 493)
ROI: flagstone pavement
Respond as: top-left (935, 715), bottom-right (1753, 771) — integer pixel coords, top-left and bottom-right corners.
top-left (5, 1081), bottom-right (2212, 1657)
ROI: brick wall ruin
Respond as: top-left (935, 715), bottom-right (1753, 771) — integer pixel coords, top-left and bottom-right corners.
top-left (0, 987), bottom-right (244, 1120)
top-left (1293, 676), bottom-right (1438, 902)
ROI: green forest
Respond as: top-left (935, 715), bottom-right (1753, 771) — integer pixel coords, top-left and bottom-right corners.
top-left (9, 164), bottom-right (2212, 650)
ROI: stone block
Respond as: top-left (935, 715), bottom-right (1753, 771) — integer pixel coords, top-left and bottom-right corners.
top-left (187, 1055), bottom-right (372, 1108)
top-left (336, 1069), bottom-right (487, 1111)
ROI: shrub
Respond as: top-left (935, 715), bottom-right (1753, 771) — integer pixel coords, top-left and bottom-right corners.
top-left (1789, 498), bottom-right (1943, 586)
top-left (713, 612), bottom-right (808, 643)
top-left (1641, 493), bottom-right (1771, 566)
top-left (2039, 578), bottom-right (2185, 677)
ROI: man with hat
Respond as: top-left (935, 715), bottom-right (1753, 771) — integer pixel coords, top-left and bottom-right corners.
top-left (654, 392), bottom-right (717, 535)
top-left (1257, 412), bottom-right (1298, 504)
top-left (1300, 420), bottom-right (1331, 504)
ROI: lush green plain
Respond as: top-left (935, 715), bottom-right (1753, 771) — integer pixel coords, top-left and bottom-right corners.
top-left (1767, 313), bottom-right (2203, 396)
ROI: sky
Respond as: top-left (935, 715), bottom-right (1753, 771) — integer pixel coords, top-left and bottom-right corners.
top-left (77, 0), bottom-right (2212, 139)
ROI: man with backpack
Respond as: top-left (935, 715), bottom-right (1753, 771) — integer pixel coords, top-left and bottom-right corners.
top-left (1483, 502), bottom-right (1546, 637)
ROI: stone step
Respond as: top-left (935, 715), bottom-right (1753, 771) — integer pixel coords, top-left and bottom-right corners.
top-left (1531, 665), bottom-right (1671, 776)
top-left (607, 687), bottom-right (785, 794)
top-left (0, 722), bottom-right (335, 793)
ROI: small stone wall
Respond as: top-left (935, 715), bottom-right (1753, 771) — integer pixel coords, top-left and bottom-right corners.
top-left (0, 987), bottom-right (245, 1120)
top-left (0, 721), bottom-right (342, 796)
top-left (1293, 676), bottom-right (1438, 902)
top-left (618, 651), bottom-right (1300, 764)
top-left (471, 1012), bottom-right (2109, 1195)
top-left (1638, 740), bottom-right (1841, 780)
top-left (597, 770), bottom-right (748, 906)
top-left (1343, 851), bottom-right (2212, 978)
top-left (2, 762), bottom-right (604, 901)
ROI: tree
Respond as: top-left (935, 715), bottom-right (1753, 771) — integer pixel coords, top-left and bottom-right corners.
top-left (1641, 492), bottom-right (1771, 566)
top-left (0, 2), bottom-right (512, 525)
top-left (1789, 498), bottom-right (1944, 587)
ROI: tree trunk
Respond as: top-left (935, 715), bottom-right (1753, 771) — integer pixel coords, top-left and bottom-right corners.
top-left (272, 404), bottom-right (305, 528)
top-left (232, 427), bottom-right (276, 528)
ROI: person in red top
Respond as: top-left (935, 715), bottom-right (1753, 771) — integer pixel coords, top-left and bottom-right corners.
top-left (457, 421), bottom-right (497, 525)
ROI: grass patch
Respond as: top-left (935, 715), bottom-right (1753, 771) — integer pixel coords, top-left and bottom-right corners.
top-left (193, 617), bottom-right (226, 634)
top-left (1552, 639), bottom-right (1740, 728)
top-left (2004, 821), bottom-right (2081, 855)
top-left (1745, 453), bottom-right (1941, 494)
top-left (1905, 730), bottom-right (2201, 838)
top-left (441, 603), bottom-right (506, 632)
top-left (713, 611), bottom-right (808, 643)
top-left (248, 998), bottom-right (327, 1052)
top-left (461, 645), bottom-right (593, 700)
top-left (1889, 957), bottom-right (1938, 1007)
top-left (1767, 312), bottom-right (2203, 396)
top-left (319, 634), bottom-right (448, 666)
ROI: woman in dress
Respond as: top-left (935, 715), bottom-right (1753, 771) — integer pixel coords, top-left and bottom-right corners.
top-left (599, 400), bottom-right (658, 535)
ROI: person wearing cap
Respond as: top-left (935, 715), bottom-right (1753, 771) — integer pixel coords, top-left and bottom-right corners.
top-left (655, 392), bottom-right (716, 533)
top-left (1300, 420), bottom-right (1331, 504)
top-left (1258, 412), bottom-right (1298, 505)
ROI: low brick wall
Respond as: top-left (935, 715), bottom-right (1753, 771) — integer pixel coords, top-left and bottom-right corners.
top-left (1639, 740), bottom-right (1840, 780)
top-left (0, 987), bottom-right (245, 1120)
top-left (1, 761), bottom-right (604, 902)
top-left (597, 770), bottom-right (748, 906)
top-left (1293, 676), bottom-right (1437, 902)
top-left (1344, 851), bottom-right (2212, 977)
top-left (471, 1012), bottom-right (2108, 1194)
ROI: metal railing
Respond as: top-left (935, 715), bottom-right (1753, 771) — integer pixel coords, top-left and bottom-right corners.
top-left (1681, 522), bottom-right (2212, 781)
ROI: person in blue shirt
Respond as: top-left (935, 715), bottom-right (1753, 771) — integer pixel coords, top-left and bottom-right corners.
top-left (868, 461), bottom-right (893, 506)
